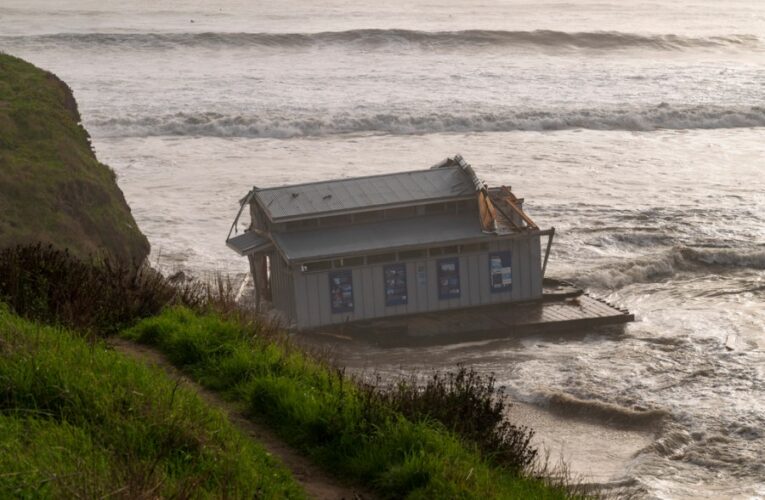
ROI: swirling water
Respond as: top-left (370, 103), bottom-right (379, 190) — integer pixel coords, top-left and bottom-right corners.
top-left (1, 1), bottom-right (763, 497)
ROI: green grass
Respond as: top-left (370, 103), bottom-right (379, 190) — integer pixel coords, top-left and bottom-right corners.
top-left (124, 306), bottom-right (572, 499)
top-left (0, 53), bottom-right (148, 263)
top-left (0, 304), bottom-right (304, 499)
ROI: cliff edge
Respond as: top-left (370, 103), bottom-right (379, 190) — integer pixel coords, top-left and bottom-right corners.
top-left (0, 53), bottom-right (149, 263)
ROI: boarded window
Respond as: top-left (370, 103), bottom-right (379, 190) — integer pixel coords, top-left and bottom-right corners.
top-left (385, 206), bottom-right (418, 219)
top-left (460, 243), bottom-right (489, 253)
top-left (302, 260), bottom-right (332, 272)
top-left (489, 251), bottom-right (512, 293)
top-left (367, 253), bottom-right (396, 264)
top-left (329, 270), bottom-right (354, 313)
top-left (383, 263), bottom-right (408, 306)
top-left (441, 246), bottom-right (459, 255)
top-left (399, 249), bottom-right (426, 260)
top-left (332, 256), bottom-right (365, 268)
top-left (286, 219), bottom-right (319, 231)
top-left (353, 211), bottom-right (384, 223)
top-left (429, 246), bottom-right (459, 257)
top-left (319, 214), bottom-right (353, 227)
top-left (455, 200), bottom-right (473, 213)
top-left (437, 257), bottom-right (461, 300)
top-left (425, 203), bottom-right (445, 214)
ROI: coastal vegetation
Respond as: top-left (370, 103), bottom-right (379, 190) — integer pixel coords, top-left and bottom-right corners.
top-left (124, 307), bottom-right (566, 499)
top-left (0, 53), bottom-right (576, 498)
top-left (0, 304), bottom-right (304, 498)
top-left (0, 53), bottom-right (148, 263)
top-left (0, 243), bottom-right (197, 336)
top-left (1, 244), bottom-right (573, 498)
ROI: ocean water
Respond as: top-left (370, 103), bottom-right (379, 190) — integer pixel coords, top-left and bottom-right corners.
top-left (1, 1), bottom-right (763, 497)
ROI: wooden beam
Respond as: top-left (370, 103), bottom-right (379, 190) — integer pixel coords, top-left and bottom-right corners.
top-left (541, 227), bottom-right (555, 278)
top-left (492, 202), bottom-right (522, 231)
top-left (500, 186), bottom-right (539, 230)
top-left (247, 254), bottom-right (260, 312)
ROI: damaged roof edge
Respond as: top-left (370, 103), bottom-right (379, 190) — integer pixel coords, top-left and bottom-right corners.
top-left (257, 194), bottom-right (477, 223)
top-left (256, 160), bottom-right (458, 193)
top-left (253, 160), bottom-right (477, 222)
top-left (226, 231), bottom-right (273, 256)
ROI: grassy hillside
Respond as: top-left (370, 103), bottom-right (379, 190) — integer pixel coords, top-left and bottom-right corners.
top-left (0, 53), bottom-right (149, 264)
top-left (125, 307), bottom-right (573, 499)
top-left (0, 304), bottom-right (304, 498)
top-left (0, 246), bottom-right (578, 498)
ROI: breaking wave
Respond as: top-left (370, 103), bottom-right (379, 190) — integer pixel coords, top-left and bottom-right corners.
top-left (576, 246), bottom-right (765, 289)
top-left (90, 105), bottom-right (765, 138)
top-left (538, 391), bottom-right (669, 428)
top-left (4, 29), bottom-right (762, 52)
top-left (641, 428), bottom-right (694, 457)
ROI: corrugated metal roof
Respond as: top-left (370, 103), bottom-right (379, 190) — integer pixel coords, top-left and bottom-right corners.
top-left (273, 213), bottom-right (497, 262)
top-left (255, 166), bottom-right (475, 222)
top-left (226, 231), bottom-right (272, 256)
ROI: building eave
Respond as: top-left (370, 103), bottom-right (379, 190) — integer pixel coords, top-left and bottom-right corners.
top-left (280, 227), bottom-right (553, 265)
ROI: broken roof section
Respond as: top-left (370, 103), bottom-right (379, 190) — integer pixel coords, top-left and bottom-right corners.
top-left (226, 231), bottom-right (272, 256)
top-left (255, 165), bottom-right (476, 222)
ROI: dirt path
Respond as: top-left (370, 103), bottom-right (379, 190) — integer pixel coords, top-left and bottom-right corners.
top-left (110, 338), bottom-right (372, 500)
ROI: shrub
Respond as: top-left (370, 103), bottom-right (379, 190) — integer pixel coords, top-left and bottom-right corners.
top-left (363, 367), bottom-right (538, 471)
top-left (0, 244), bottom-right (235, 336)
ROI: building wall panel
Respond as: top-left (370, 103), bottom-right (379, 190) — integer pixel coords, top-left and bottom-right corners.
top-left (510, 239), bottom-right (524, 302)
top-left (413, 260), bottom-right (428, 314)
top-left (313, 273), bottom-right (329, 326)
top-left (288, 233), bottom-right (545, 328)
top-left (293, 272), bottom-right (309, 329)
top-left (270, 253), bottom-right (290, 319)
top-left (521, 237), bottom-right (532, 299)
top-left (360, 267), bottom-right (375, 318)
top-left (372, 266), bottom-right (387, 317)
top-left (530, 235), bottom-right (542, 298)
top-left (468, 254), bottom-right (481, 305)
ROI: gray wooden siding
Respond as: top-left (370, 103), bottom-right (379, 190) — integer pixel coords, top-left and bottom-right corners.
top-left (269, 253), bottom-right (296, 323)
top-left (289, 234), bottom-right (542, 329)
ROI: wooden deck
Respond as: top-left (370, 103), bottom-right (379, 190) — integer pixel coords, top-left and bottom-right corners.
top-left (312, 284), bottom-right (634, 347)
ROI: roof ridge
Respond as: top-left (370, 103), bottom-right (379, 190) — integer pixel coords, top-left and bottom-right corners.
top-left (255, 164), bottom-right (462, 192)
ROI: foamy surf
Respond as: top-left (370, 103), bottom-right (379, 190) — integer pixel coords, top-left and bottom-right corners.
top-left (88, 104), bottom-right (765, 138)
top-left (536, 391), bottom-right (669, 429)
top-left (572, 246), bottom-right (765, 290)
top-left (3, 30), bottom-right (761, 52)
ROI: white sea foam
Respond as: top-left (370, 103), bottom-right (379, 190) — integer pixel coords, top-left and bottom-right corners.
top-left (3, 30), bottom-right (761, 51)
top-left (536, 390), bottom-right (669, 429)
top-left (89, 105), bottom-right (765, 138)
top-left (575, 246), bottom-right (765, 289)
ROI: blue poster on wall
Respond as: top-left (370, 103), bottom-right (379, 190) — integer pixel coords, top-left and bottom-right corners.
top-left (437, 257), bottom-right (461, 300)
top-left (384, 263), bottom-right (408, 306)
top-left (489, 251), bottom-right (512, 293)
top-left (328, 270), bottom-right (354, 313)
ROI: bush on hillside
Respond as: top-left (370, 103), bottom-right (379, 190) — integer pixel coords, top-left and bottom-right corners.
top-left (0, 244), bottom-right (211, 335)
top-left (362, 367), bottom-right (537, 471)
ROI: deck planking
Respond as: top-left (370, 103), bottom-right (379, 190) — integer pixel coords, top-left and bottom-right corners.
top-left (314, 292), bottom-right (635, 347)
